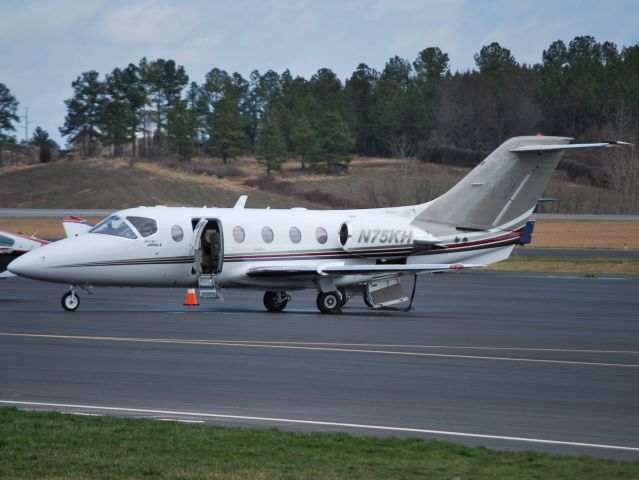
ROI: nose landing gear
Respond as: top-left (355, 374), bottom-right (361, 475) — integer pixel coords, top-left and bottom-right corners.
top-left (263, 291), bottom-right (290, 312)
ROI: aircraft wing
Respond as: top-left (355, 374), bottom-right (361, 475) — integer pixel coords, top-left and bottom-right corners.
top-left (510, 140), bottom-right (633, 153)
top-left (246, 263), bottom-right (478, 278)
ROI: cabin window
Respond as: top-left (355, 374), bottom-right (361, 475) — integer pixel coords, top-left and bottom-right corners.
top-left (171, 225), bottom-right (184, 242)
top-left (127, 216), bottom-right (158, 237)
top-left (315, 227), bottom-right (328, 244)
top-left (233, 226), bottom-right (245, 243)
top-left (289, 227), bottom-right (302, 244)
top-left (0, 234), bottom-right (15, 247)
top-left (89, 215), bottom-right (138, 240)
top-left (261, 226), bottom-right (274, 243)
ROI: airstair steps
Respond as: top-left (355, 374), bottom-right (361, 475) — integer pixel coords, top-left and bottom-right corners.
top-left (197, 274), bottom-right (223, 300)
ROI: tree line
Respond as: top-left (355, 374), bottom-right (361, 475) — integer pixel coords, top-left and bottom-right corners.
top-left (1, 35), bottom-right (637, 177)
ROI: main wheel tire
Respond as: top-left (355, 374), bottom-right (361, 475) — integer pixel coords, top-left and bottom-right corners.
top-left (61, 291), bottom-right (80, 311)
top-left (317, 291), bottom-right (341, 314)
top-left (263, 291), bottom-right (288, 312)
top-left (337, 287), bottom-right (349, 307)
top-left (363, 291), bottom-right (373, 308)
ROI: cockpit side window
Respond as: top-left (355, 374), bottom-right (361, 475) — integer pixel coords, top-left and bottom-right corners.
top-left (89, 215), bottom-right (138, 239)
top-left (0, 234), bottom-right (15, 247)
top-left (127, 216), bottom-right (158, 237)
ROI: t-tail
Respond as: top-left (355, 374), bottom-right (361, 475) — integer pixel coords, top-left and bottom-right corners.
top-left (62, 216), bottom-right (93, 238)
top-left (411, 136), bottom-right (631, 233)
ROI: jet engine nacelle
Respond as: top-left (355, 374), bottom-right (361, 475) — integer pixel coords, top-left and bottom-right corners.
top-left (338, 220), bottom-right (440, 254)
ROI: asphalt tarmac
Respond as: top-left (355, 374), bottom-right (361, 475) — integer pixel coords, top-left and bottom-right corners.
top-left (1, 272), bottom-right (638, 460)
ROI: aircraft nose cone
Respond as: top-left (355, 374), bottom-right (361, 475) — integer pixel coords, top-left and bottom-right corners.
top-left (8, 250), bottom-right (46, 279)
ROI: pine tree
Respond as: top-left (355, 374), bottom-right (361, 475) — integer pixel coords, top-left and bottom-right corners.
top-left (59, 71), bottom-right (103, 156)
top-left (256, 121), bottom-right (287, 176)
top-left (315, 111), bottom-right (354, 173)
top-left (0, 83), bottom-right (19, 144)
top-left (289, 113), bottom-right (318, 169)
top-left (167, 100), bottom-right (198, 160)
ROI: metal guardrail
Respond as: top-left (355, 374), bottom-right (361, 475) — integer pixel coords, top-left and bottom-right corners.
top-left (0, 209), bottom-right (115, 217)
top-left (0, 209), bottom-right (638, 221)
top-left (537, 214), bottom-right (639, 221)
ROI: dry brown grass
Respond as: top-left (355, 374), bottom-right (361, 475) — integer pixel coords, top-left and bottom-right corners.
top-left (0, 217), bottom-right (105, 238)
top-left (532, 220), bottom-right (639, 249)
top-left (489, 256), bottom-right (639, 275)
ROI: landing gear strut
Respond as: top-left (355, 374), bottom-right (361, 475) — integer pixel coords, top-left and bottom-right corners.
top-left (263, 291), bottom-right (290, 312)
top-left (61, 289), bottom-right (80, 312)
top-left (316, 291), bottom-right (341, 314)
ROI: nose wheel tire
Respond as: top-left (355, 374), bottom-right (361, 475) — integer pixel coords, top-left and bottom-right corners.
top-left (317, 291), bottom-right (341, 314)
top-left (61, 291), bottom-right (80, 311)
top-left (263, 291), bottom-right (289, 312)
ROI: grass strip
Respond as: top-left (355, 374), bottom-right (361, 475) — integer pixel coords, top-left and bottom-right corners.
top-left (489, 256), bottom-right (639, 275)
top-left (0, 408), bottom-right (637, 479)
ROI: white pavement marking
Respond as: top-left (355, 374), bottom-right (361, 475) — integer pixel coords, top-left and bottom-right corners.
top-left (1, 400), bottom-right (638, 453)
top-left (1, 332), bottom-right (638, 368)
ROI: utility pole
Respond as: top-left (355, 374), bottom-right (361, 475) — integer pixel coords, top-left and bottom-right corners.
top-left (22, 106), bottom-right (31, 145)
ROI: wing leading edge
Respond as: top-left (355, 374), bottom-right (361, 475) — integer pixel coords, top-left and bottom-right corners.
top-left (246, 263), bottom-right (478, 278)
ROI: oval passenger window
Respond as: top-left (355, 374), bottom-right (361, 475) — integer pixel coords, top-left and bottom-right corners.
top-left (261, 226), bottom-right (274, 243)
top-left (171, 225), bottom-right (184, 242)
top-left (233, 226), bottom-right (245, 243)
top-left (289, 227), bottom-right (302, 244)
top-left (315, 227), bottom-right (328, 244)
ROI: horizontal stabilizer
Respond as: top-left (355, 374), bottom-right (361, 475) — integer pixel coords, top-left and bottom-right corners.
top-left (62, 216), bottom-right (93, 238)
top-left (510, 141), bottom-right (633, 153)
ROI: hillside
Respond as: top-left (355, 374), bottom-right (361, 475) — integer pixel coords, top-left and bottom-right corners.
top-left (0, 155), bottom-right (619, 213)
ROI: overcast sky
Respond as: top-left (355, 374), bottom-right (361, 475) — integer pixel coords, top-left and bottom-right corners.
top-left (1, 0), bottom-right (637, 146)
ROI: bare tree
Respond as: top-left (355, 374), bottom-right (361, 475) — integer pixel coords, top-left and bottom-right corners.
top-left (600, 106), bottom-right (639, 214)
top-left (386, 132), bottom-right (413, 160)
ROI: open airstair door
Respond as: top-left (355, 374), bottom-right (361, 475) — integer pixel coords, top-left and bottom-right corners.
top-left (192, 218), bottom-right (223, 299)
top-left (365, 277), bottom-right (408, 308)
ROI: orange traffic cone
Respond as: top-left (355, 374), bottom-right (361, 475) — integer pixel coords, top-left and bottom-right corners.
top-left (183, 288), bottom-right (199, 306)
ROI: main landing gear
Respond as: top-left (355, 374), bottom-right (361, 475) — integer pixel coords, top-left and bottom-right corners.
top-left (61, 289), bottom-right (80, 311)
top-left (263, 291), bottom-right (291, 312)
top-left (262, 290), bottom-right (349, 314)
top-left (316, 291), bottom-right (341, 314)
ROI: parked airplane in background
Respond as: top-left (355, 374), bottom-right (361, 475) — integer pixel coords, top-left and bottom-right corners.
top-left (1, 217), bottom-right (93, 278)
top-left (8, 136), bottom-right (631, 313)
top-left (0, 231), bottom-right (49, 279)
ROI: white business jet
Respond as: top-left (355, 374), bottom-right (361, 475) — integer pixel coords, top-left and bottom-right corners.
top-left (8, 136), bottom-right (631, 313)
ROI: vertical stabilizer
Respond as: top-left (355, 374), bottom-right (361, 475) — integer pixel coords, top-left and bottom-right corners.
top-left (412, 136), bottom-right (571, 231)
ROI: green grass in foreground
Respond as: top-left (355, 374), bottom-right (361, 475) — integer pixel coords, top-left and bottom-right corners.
top-left (0, 408), bottom-right (637, 479)
top-left (489, 255), bottom-right (639, 275)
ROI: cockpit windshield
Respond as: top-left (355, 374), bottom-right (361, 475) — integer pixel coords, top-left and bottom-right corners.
top-left (89, 215), bottom-right (138, 239)
top-left (126, 216), bottom-right (158, 237)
